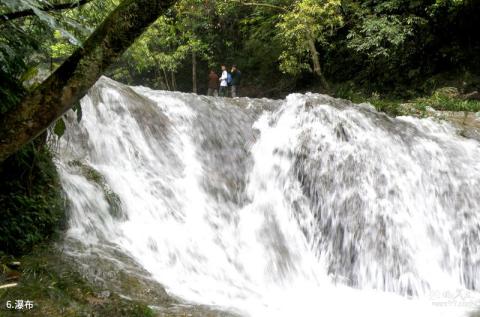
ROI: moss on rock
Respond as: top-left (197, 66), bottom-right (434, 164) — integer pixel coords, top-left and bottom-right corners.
top-left (68, 160), bottom-right (124, 219)
top-left (0, 245), bottom-right (155, 317)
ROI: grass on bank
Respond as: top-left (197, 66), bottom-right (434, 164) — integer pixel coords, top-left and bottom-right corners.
top-left (0, 245), bottom-right (155, 317)
top-left (334, 85), bottom-right (480, 117)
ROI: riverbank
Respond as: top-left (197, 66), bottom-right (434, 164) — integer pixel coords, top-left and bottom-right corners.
top-left (335, 86), bottom-right (480, 142)
top-left (0, 241), bottom-right (238, 316)
top-left (0, 245), bottom-right (155, 316)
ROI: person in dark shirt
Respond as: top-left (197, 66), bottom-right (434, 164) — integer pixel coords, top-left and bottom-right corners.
top-left (207, 69), bottom-right (219, 96)
top-left (230, 64), bottom-right (241, 97)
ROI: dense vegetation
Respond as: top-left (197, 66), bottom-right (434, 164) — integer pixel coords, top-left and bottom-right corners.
top-left (2, 0), bottom-right (480, 101)
top-left (0, 141), bottom-right (65, 256)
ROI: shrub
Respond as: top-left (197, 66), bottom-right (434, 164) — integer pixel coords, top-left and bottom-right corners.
top-left (0, 142), bottom-right (65, 256)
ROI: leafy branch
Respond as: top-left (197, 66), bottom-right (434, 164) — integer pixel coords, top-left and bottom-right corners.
top-left (0, 0), bottom-right (93, 22)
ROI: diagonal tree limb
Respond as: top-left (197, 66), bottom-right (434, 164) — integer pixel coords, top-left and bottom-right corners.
top-left (0, 0), bottom-right (175, 162)
top-left (0, 0), bottom-right (93, 22)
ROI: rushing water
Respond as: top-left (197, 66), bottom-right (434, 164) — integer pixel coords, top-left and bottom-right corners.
top-left (56, 77), bottom-right (480, 316)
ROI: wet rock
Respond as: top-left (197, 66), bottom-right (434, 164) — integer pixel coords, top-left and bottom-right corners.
top-left (432, 111), bottom-right (480, 142)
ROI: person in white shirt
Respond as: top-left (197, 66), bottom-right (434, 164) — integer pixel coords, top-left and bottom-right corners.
top-left (219, 64), bottom-right (228, 97)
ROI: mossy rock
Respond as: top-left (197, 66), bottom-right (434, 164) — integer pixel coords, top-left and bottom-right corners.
top-left (0, 245), bottom-right (155, 317)
top-left (0, 243), bottom-right (239, 317)
top-left (67, 160), bottom-right (124, 219)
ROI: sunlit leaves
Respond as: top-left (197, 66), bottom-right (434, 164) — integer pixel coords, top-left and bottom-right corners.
top-left (50, 30), bottom-right (75, 58)
top-left (124, 0), bottom-right (217, 87)
top-left (53, 117), bottom-right (66, 138)
top-left (276, 0), bottom-right (343, 75)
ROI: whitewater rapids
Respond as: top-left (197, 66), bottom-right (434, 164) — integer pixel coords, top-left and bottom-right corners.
top-left (56, 77), bottom-right (480, 316)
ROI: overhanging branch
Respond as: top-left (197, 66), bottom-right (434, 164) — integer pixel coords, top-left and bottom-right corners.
top-left (0, 0), bottom-right (93, 22)
top-left (0, 0), bottom-right (176, 162)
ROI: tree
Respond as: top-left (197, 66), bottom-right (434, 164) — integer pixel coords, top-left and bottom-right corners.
top-left (125, 15), bottom-right (188, 90)
top-left (119, 0), bottom-right (214, 93)
top-left (174, 0), bottom-right (216, 93)
top-left (276, 0), bottom-right (343, 90)
top-left (226, 0), bottom-right (342, 91)
top-left (0, 0), bottom-right (176, 163)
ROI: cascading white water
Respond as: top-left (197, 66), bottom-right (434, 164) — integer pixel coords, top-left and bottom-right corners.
top-left (56, 77), bottom-right (480, 316)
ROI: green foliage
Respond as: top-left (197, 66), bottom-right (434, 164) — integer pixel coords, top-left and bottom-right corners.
top-left (1, 0), bottom-right (480, 98)
top-left (333, 0), bottom-right (480, 94)
top-left (50, 29), bottom-right (75, 58)
top-left (0, 0), bottom-right (115, 116)
top-left (0, 246), bottom-right (155, 317)
top-left (53, 117), bottom-right (66, 138)
top-left (0, 69), bottom-right (24, 114)
top-left (415, 89), bottom-right (480, 112)
top-left (347, 15), bottom-right (425, 58)
top-left (0, 143), bottom-right (65, 256)
top-left (276, 0), bottom-right (342, 75)
top-left (121, 0), bottom-right (219, 90)
top-left (124, 0), bottom-right (479, 96)
top-left (0, 14), bottom-right (44, 112)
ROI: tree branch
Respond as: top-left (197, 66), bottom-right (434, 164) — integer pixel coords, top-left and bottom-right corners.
top-left (0, 0), bottom-right (176, 162)
top-left (231, 0), bottom-right (288, 12)
top-left (0, 0), bottom-right (93, 22)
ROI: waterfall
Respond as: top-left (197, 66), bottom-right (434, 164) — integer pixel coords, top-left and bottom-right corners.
top-left (56, 77), bottom-right (480, 316)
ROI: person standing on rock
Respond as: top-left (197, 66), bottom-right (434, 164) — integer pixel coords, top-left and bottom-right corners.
top-left (230, 64), bottom-right (241, 98)
top-left (219, 64), bottom-right (228, 97)
top-left (207, 69), bottom-right (219, 96)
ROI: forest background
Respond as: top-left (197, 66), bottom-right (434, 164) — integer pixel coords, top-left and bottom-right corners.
top-left (2, 0), bottom-right (479, 107)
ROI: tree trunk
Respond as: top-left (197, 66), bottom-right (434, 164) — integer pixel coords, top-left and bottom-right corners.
top-left (0, 0), bottom-right (175, 163)
top-left (192, 50), bottom-right (197, 94)
top-left (162, 67), bottom-right (171, 91)
top-left (307, 37), bottom-right (329, 91)
top-left (171, 71), bottom-right (177, 91)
